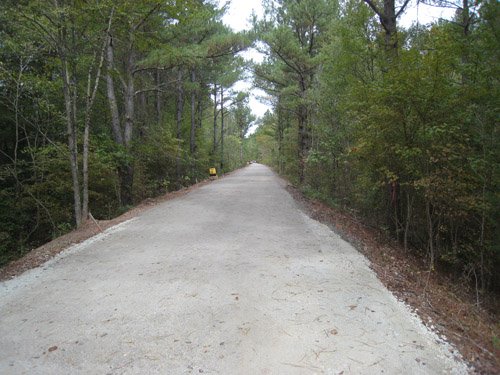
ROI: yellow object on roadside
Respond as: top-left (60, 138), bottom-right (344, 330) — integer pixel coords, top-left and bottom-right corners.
top-left (209, 167), bottom-right (217, 177)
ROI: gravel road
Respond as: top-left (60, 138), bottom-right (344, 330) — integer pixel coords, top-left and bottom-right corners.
top-left (0, 164), bottom-right (468, 374)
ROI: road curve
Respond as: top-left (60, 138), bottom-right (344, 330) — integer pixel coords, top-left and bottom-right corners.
top-left (0, 164), bottom-right (467, 374)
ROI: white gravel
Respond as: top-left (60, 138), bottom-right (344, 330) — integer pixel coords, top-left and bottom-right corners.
top-left (0, 164), bottom-right (469, 374)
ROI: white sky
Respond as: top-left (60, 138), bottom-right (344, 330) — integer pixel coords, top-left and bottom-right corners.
top-left (221, 1), bottom-right (267, 134)
top-left (220, 0), bottom-right (457, 128)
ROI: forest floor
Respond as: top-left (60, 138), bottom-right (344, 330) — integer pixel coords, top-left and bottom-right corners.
top-left (285, 184), bottom-right (500, 374)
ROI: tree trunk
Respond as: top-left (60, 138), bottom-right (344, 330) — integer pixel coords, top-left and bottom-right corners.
top-left (213, 83), bottom-right (218, 157)
top-left (175, 68), bottom-right (184, 179)
top-left (119, 116), bottom-right (134, 206)
top-left (404, 191), bottom-right (413, 252)
top-left (61, 54), bottom-right (82, 227)
top-left (123, 47), bottom-right (135, 147)
top-left (426, 200), bottom-right (435, 271)
top-left (13, 63), bottom-right (23, 191)
top-left (105, 34), bottom-right (124, 145)
top-left (197, 84), bottom-right (203, 129)
top-left (156, 68), bottom-right (162, 123)
top-left (240, 126), bottom-right (243, 166)
top-left (277, 99), bottom-right (285, 174)
top-left (364, 0), bottom-right (411, 57)
top-left (176, 68), bottom-right (184, 140)
top-left (297, 102), bottom-right (308, 184)
top-left (82, 113), bottom-right (90, 222)
top-left (220, 86), bottom-right (224, 172)
top-left (105, 31), bottom-right (134, 206)
top-left (382, 0), bottom-right (397, 52)
top-left (461, 0), bottom-right (471, 84)
top-left (82, 15), bottom-right (110, 221)
top-left (461, 0), bottom-right (471, 38)
top-left (57, 9), bottom-right (82, 227)
top-left (117, 43), bottom-right (136, 206)
top-left (190, 69), bottom-right (197, 154)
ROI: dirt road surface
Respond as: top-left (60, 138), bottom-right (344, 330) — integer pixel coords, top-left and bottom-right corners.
top-left (0, 164), bottom-right (468, 374)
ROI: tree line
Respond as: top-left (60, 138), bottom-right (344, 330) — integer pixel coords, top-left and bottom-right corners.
top-left (251, 0), bottom-right (499, 294)
top-left (0, 0), bottom-right (255, 266)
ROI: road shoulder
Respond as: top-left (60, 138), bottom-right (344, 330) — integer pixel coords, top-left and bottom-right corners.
top-left (285, 182), bottom-right (499, 374)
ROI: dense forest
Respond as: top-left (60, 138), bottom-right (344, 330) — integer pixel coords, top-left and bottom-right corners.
top-left (251, 0), bottom-right (499, 293)
top-left (0, 0), bottom-right (256, 266)
top-left (0, 0), bottom-right (498, 296)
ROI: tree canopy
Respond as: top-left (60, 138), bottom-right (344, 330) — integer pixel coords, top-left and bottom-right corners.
top-left (0, 0), bottom-right (256, 265)
top-left (0, 0), bottom-right (498, 296)
top-left (252, 0), bottom-right (499, 293)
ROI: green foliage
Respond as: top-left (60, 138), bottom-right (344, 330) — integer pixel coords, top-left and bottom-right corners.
top-left (493, 334), bottom-right (500, 350)
top-left (0, 0), bottom-right (250, 267)
top-left (133, 124), bottom-right (178, 198)
top-left (254, 0), bottom-right (500, 291)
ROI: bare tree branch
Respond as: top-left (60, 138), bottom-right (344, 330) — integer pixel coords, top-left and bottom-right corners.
top-left (133, 3), bottom-right (161, 31)
top-left (364, 0), bottom-right (383, 17)
top-left (396, 0), bottom-right (413, 18)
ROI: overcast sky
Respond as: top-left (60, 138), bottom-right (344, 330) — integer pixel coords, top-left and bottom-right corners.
top-left (219, 0), bottom-right (456, 125)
